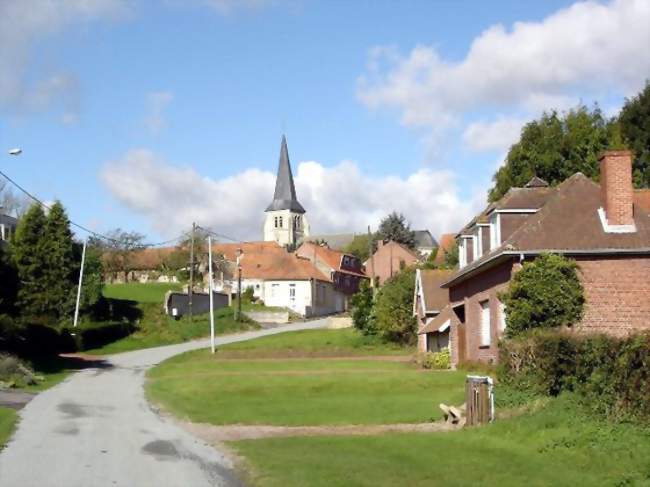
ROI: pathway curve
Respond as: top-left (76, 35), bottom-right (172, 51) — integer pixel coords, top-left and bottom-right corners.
top-left (0, 320), bottom-right (329, 487)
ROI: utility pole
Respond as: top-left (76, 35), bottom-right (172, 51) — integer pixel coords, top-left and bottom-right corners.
top-left (189, 222), bottom-right (196, 323)
top-left (73, 238), bottom-right (88, 328)
top-left (367, 225), bottom-right (376, 292)
top-left (236, 247), bottom-right (242, 322)
top-left (208, 236), bottom-right (215, 354)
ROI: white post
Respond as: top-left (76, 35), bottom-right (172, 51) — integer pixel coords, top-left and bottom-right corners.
top-left (73, 238), bottom-right (88, 328)
top-left (208, 236), bottom-right (215, 354)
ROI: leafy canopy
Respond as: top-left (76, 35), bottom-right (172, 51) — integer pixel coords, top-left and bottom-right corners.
top-left (376, 212), bottom-right (416, 250)
top-left (489, 105), bottom-right (617, 202)
top-left (500, 253), bottom-right (585, 337)
top-left (343, 233), bottom-right (374, 262)
top-left (374, 267), bottom-right (417, 344)
top-left (350, 280), bottom-right (376, 335)
top-left (619, 80), bottom-right (650, 188)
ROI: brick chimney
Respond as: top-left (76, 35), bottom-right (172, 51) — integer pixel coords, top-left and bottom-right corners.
top-left (599, 150), bottom-right (634, 226)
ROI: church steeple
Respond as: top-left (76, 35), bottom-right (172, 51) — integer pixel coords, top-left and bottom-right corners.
top-left (263, 135), bottom-right (310, 246)
top-left (265, 135), bottom-right (305, 213)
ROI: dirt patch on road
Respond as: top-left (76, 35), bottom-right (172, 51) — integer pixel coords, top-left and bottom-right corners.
top-left (179, 420), bottom-right (457, 442)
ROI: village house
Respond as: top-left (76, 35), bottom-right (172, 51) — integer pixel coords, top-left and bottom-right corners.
top-left (413, 268), bottom-right (454, 353)
top-left (0, 211), bottom-right (17, 245)
top-left (440, 151), bottom-right (650, 367)
top-left (296, 241), bottom-right (367, 306)
top-left (364, 240), bottom-right (421, 286)
top-left (432, 233), bottom-right (455, 266)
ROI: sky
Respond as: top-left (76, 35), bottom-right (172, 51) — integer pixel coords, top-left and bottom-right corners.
top-left (1, 0), bottom-right (649, 245)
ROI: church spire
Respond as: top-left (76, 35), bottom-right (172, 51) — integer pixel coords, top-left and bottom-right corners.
top-left (265, 135), bottom-right (306, 213)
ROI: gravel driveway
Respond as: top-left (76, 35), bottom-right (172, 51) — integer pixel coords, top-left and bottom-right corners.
top-left (0, 320), bottom-right (328, 487)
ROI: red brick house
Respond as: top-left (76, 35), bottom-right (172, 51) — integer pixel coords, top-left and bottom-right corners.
top-left (442, 151), bottom-right (650, 366)
top-left (364, 240), bottom-right (421, 286)
top-left (413, 268), bottom-right (454, 353)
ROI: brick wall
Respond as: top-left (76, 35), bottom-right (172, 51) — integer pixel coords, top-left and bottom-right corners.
top-left (448, 259), bottom-right (515, 365)
top-left (366, 241), bottom-right (419, 286)
top-left (600, 151), bottom-right (634, 226)
top-left (577, 256), bottom-right (650, 335)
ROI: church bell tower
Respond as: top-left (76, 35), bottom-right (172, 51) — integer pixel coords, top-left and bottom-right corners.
top-left (263, 135), bottom-right (310, 246)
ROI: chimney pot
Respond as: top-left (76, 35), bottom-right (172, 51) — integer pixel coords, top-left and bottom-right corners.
top-left (599, 150), bottom-right (634, 227)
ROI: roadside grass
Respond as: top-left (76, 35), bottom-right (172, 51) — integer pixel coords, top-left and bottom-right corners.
top-left (85, 304), bottom-right (258, 355)
top-left (213, 328), bottom-right (409, 358)
top-left (232, 393), bottom-right (650, 487)
top-left (102, 282), bottom-right (183, 303)
top-left (0, 407), bottom-right (17, 449)
top-left (146, 329), bottom-right (463, 426)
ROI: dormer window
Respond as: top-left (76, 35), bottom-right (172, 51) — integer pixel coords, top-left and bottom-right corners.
top-left (489, 212), bottom-right (500, 250)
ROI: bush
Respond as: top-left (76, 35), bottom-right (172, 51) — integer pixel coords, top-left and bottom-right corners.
top-left (374, 268), bottom-right (417, 344)
top-left (350, 280), bottom-right (376, 335)
top-left (416, 349), bottom-right (451, 370)
top-left (0, 353), bottom-right (40, 388)
top-left (499, 329), bottom-right (650, 422)
top-left (500, 253), bottom-right (584, 337)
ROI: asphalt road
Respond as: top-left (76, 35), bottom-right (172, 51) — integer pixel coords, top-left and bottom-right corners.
top-left (0, 320), bottom-right (329, 487)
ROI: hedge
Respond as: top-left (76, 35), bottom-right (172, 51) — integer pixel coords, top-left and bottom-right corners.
top-left (499, 329), bottom-right (650, 422)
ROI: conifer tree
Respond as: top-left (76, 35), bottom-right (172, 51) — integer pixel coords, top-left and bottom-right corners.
top-left (12, 203), bottom-right (49, 318)
top-left (43, 201), bottom-right (78, 320)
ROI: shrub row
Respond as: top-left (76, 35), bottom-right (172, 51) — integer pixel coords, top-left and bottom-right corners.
top-left (498, 329), bottom-right (650, 422)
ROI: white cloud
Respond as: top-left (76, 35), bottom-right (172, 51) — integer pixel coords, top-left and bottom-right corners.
top-left (463, 117), bottom-right (526, 153)
top-left (101, 149), bottom-right (482, 241)
top-left (0, 0), bottom-right (128, 118)
top-left (145, 91), bottom-right (174, 134)
top-left (358, 0), bottom-right (650, 153)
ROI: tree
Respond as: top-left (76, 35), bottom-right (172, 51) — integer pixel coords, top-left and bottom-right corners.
top-left (374, 267), bottom-right (417, 344)
top-left (350, 280), bottom-right (376, 335)
top-left (0, 180), bottom-right (30, 218)
top-left (443, 241), bottom-right (459, 269)
top-left (102, 229), bottom-right (146, 281)
top-left (618, 81), bottom-right (650, 189)
top-left (0, 245), bottom-right (19, 317)
top-left (42, 201), bottom-right (78, 320)
top-left (489, 105), bottom-right (616, 202)
top-left (78, 242), bottom-right (104, 312)
top-left (500, 253), bottom-right (585, 337)
top-left (376, 212), bottom-right (416, 249)
top-left (12, 204), bottom-right (49, 319)
top-left (344, 234), bottom-right (376, 262)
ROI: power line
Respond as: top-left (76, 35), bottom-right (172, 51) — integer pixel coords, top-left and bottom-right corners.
top-left (0, 168), bottom-right (187, 248)
top-left (195, 225), bottom-right (242, 244)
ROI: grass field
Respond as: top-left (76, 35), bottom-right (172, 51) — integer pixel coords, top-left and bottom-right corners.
top-left (102, 282), bottom-right (183, 303)
top-left (146, 328), bottom-right (463, 426)
top-left (233, 394), bottom-right (650, 487)
top-left (0, 407), bottom-right (17, 449)
top-left (84, 283), bottom-right (259, 354)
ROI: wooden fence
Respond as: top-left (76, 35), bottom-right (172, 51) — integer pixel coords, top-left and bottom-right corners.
top-left (465, 375), bottom-right (494, 426)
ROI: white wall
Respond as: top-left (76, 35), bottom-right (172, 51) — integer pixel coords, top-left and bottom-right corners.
top-left (263, 209), bottom-right (310, 246)
top-left (263, 280), bottom-right (313, 315)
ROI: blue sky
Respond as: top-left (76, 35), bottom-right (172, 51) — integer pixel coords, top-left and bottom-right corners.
top-left (1, 0), bottom-right (648, 243)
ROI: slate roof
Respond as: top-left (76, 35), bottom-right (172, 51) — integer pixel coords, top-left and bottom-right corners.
top-left (414, 230), bottom-right (438, 249)
top-left (305, 233), bottom-right (358, 250)
top-left (417, 269), bottom-right (453, 313)
top-left (265, 135), bottom-right (306, 213)
top-left (444, 173), bottom-right (650, 287)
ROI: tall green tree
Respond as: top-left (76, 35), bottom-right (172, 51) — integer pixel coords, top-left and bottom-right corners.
top-left (43, 202), bottom-right (78, 320)
top-left (489, 105), bottom-right (615, 202)
top-left (374, 267), bottom-right (417, 344)
top-left (0, 246), bottom-right (19, 317)
top-left (618, 81), bottom-right (650, 189)
top-left (376, 212), bottom-right (416, 249)
top-left (12, 204), bottom-right (49, 318)
top-left (343, 233), bottom-right (375, 262)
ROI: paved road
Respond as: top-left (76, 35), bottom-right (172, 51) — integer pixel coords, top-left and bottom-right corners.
top-left (0, 320), bottom-right (329, 487)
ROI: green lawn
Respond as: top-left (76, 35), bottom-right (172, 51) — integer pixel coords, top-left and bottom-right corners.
top-left (85, 304), bottom-right (258, 355)
top-left (213, 328), bottom-right (409, 358)
top-left (146, 329), bottom-right (463, 426)
top-left (233, 394), bottom-right (650, 487)
top-left (102, 282), bottom-right (183, 303)
top-left (0, 407), bottom-right (17, 449)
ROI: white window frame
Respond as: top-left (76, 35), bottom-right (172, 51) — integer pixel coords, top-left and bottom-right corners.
top-left (270, 283), bottom-right (280, 298)
top-left (489, 213), bottom-right (500, 250)
top-left (459, 238), bottom-right (467, 268)
top-left (498, 300), bottom-right (507, 332)
top-left (480, 300), bottom-right (491, 347)
top-left (472, 234), bottom-right (478, 261)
